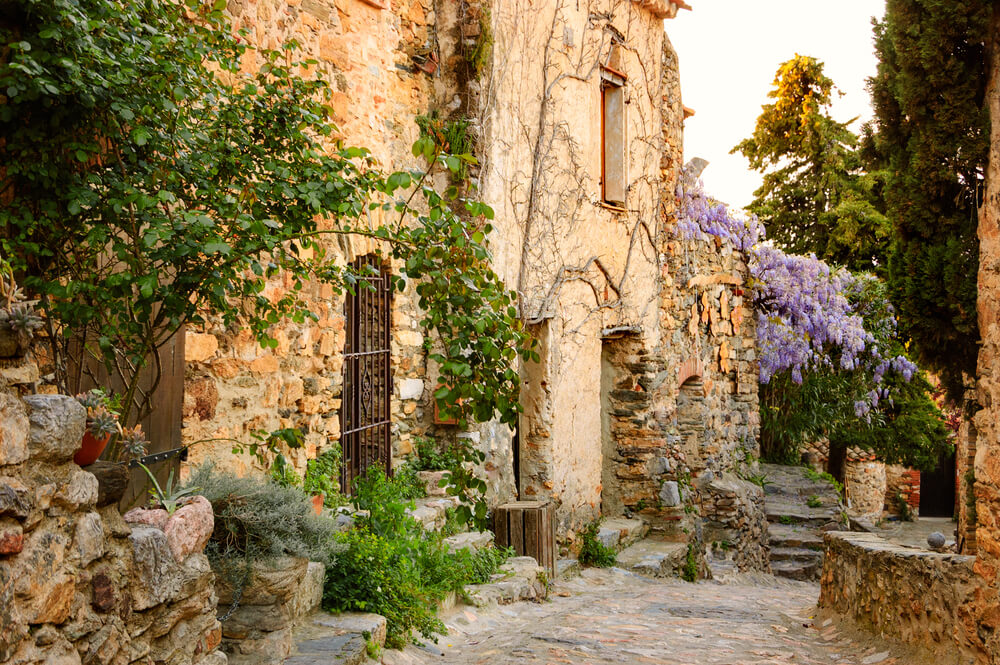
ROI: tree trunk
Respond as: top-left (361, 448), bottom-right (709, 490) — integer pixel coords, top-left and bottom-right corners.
top-left (827, 437), bottom-right (848, 487)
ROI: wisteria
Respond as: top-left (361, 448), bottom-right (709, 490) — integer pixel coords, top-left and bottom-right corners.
top-left (675, 173), bottom-right (917, 417)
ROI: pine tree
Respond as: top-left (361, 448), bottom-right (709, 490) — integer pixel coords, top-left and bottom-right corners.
top-left (734, 55), bottom-right (890, 273)
top-left (863, 0), bottom-right (991, 398)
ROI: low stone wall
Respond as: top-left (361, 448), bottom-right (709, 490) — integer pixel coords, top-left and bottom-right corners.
top-left (0, 391), bottom-right (224, 665)
top-left (217, 557), bottom-right (325, 665)
top-left (699, 474), bottom-right (769, 572)
top-left (818, 532), bottom-right (984, 662)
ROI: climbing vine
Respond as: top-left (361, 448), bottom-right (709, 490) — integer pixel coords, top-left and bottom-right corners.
top-left (677, 175), bottom-right (949, 470)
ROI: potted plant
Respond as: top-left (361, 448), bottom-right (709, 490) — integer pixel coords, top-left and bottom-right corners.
top-left (73, 389), bottom-right (124, 466)
top-left (0, 259), bottom-right (42, 358)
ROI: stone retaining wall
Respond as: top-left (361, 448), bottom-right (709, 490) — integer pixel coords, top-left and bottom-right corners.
top-left (217, 557), bottom-right (325, 665)
top-left (818, 532), bottom-right (984, 662)
top-left (0, 390), bottom-right (224, 665)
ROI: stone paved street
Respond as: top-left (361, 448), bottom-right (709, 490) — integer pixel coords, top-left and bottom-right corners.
top-left (384, 568), bottom-right (908, 665)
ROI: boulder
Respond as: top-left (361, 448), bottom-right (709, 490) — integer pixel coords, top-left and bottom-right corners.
top-left (54, 470), bottom-right (98, 510)
top-left (74, 512), bottom-right (105, 567)
top-left (217, 557), bottom-right (308, 606)
top-left (129, 526), bottom-right (182, 611)
top-left (84, 461), bottom-right (130, 508)
top-left (23, 395), bottom-right (86, 464)
top-left (124, 507), bottom-right (170, 530)
top-left (659, 481), bottom-right (681, 507)
top-left (0, 392), bottom-right (29, 466)
top-left (163, 496), bottom-right (214, 562)
top-left (0, 477), bottom-right (30, 519)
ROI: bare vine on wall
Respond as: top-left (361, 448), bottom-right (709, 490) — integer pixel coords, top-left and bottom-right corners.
top-left (472, 0), bottom-right (670, 340)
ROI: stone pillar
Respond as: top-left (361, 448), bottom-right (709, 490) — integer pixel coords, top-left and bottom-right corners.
top-left (973, 2), bottom-right (1000, 655)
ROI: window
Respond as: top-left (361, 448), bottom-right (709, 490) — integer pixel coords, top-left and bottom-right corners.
top-left (340, 254), bottom-right (393, 493)
top-left (601, 65), bottom-right (627, 207)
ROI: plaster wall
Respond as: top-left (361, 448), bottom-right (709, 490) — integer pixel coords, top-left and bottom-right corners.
top-left (479, 0), bottom-right (669, 532)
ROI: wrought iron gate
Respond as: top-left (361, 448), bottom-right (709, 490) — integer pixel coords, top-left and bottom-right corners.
top-left (340, 254), bottom-right (393, 493)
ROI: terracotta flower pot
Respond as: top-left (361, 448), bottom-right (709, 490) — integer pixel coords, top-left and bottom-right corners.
top-left (74, 431), bottom-right (112, 466)
top-left (311, 493), bottom-right (325, 516)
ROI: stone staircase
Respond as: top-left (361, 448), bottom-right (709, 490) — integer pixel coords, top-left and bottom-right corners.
top-left (616, 538), bottom-right (690, 578)
top-left (565, 515), bottom-right (691, 581)
top-left (761, 463), bottom-right (845, 581)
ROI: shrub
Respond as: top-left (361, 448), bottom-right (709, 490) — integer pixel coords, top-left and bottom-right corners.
top-left (391, 461), bottom-right (428, 502)
top-left (577, 521), bottom-right (616, 568)
top-left (185, 465), bottom-right (342, 586)
top-left (304, 447), bottom-right (347, 508)
top-left (412, 436), bottom-right (467, 471)
top-left (324, 465), bottom-right (512, 648)
top-left (681, 543), bottom-right (699, 582)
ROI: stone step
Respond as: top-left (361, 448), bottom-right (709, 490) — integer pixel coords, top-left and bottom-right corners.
top-left (765, 503), bottom-right (842, 528)
top-left (597, 517), bottom-right (650, 551)
top-left (416, 470), bottom-right (449, 497)
top-left (463, 556), bottom-right (549, 608)
top-left (769, 546), bottom-right (824, 563)
top-left (284, 612), bottom-right (386, 665)
top-left (770, 558), bottom-right (822, 582)
top-left (557, 558), bottom-right (582, 579)
top-left (616, 539), bottom-right (689, 579)
top-left (443, 530), bottom-right (494, 554)
top-left (406, 496), bottom-right (461, 532)
top-left (768, 523), bottom-right (825, 550)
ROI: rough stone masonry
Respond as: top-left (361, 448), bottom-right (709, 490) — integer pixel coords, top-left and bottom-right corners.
top-left (0, 386), bottom-right (223, 665)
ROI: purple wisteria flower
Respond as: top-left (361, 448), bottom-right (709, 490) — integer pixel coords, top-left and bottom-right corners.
top-left (675, 171), bottom-right (917, 417)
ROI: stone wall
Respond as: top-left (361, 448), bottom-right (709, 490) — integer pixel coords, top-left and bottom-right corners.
top-left (699, 476), bottom-right (769, 572)
top-left (956, 411), bottom-right (978, 554)
top-left (178, 0), bottom-right (476, 483)
top-left (0, 389), bottom-right (223, 665)
top-left (170, 0), bottom-right (763, 557)
top-left (484, 0), bottom-right (672, 535)
top-left (819, 532), bottom-right (984, 663)
top-left (884, 464), bottom-right (921, 518)
top-left (845, 458), bottom-right (886, 521)
top-left (217, 558), bottom-right (325, 665)
top-left (973, 2), bottom-right (1000, 655)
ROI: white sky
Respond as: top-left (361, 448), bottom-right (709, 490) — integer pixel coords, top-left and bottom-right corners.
top-left (669, 1), bottom-right (886, 209)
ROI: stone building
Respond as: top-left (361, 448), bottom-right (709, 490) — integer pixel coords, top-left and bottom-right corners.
top-left (167, 0), bottom-right (766, 564)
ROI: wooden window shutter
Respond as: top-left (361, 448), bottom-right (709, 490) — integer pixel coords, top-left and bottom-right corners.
top-left (601, 68), bottom-right (627, 207)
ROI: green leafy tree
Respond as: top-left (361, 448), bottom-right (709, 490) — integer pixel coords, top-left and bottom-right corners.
top-left (734, 55), bottom-right (890, 272)
top-left (862, 0), bottom-right (991, 398)
top-left (0, 0), bottom-right (534, 426)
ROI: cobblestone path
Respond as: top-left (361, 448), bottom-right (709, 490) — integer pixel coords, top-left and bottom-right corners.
top-left (384, 568), bottom-right (906, 665)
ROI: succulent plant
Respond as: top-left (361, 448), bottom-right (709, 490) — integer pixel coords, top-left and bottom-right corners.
top-left (75, 389), bottom-right (108, 410)
top-left (119, 425), bottom-right (149, 462)
top-left (87, 406), bottom-right (119, 439)
top-left (4, 303), bottom-right (42, 336)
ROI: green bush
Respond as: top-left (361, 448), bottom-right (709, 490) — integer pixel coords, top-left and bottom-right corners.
top-left (412, 436), bottom-right (467, 471)
top-left (185, 465), bottom-right (342, 586)
top-left (681, 543), bottom-right (699, 582)
top-left (304, 447), bottom-right (347, 508)
top-left (324, 465), bottom-right (512, 648)
top-left (577, 521), bottom-right (616, 568)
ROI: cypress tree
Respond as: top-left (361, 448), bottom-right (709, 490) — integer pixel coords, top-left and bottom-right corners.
top-left (734, 55), bottom-right (890, 273)
top-left (863, 0), bottom-right (991, 398)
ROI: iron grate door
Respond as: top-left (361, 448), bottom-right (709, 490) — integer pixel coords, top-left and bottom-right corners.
top-left (340, 254), bottom-right (393, 494)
